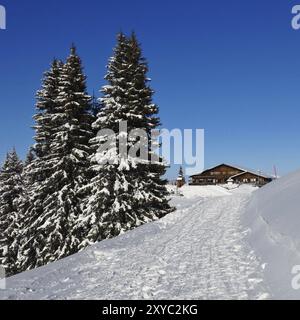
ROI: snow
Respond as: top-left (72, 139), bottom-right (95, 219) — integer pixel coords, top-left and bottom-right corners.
top-left (168, 184), bottom-right (232, 199)
top-left (243, 169), bottom-right (300, 299)
top-left (0, 184), bottom-right (269, 300)
top-left (2, 172), bottom-right (300, 300)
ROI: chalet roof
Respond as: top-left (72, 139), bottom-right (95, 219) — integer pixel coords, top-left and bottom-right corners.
top-left (227, 164), bottom-right (274, 179)
top-left (190, 163), bottom-right (235, 177)
top-left (190, 163), bottom-right (274, 179)
top-left (224, 164), bottom-right (274, 179)
top-left (230, 171), bottom-right (270, 179)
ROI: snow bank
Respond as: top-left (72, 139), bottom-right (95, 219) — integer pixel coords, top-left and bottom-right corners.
top-left (243, 169), bottom-right (300, 299)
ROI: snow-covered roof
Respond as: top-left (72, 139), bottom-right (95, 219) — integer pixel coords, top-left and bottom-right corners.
top-left (190, 163), bottom-right (274, 179)
top-left (227, 164), bottom-right (274, 179)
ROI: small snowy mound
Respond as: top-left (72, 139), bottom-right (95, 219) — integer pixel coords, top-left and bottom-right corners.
top-left (244, 169), bottom-right (300, 299)
top-left (179, 185), bottom-right (231, 198)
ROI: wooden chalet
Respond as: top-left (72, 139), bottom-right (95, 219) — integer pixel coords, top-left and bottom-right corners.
top-left (190, 163), bottom-right (274, 187)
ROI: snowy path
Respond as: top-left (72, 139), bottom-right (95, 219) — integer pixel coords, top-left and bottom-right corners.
top-left (0, 187), bottom-right (269, 300)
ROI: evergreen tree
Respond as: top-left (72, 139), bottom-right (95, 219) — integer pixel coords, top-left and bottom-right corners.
top-left (77, 33), bottom-right (172, 248)
top-left (22, 146), bottom-right (36, 191)
top-left (16, 59), bottom-right (64, 272)
top-left (24, 147), bottom-right (36, 167)
top-left (91, 90), bottom-right (102, 117)
top-left (34, 59), bottom-right (64, 159)
top-left (18, 47), bottom-right (94, 271)
top-left (0, 149), bottom-right (24, 276)
top-left (127, 33), bottom-right (172, 219)
top-left (176, 166), bottom-right (185, 188)
top-left (15, 147), bottom-right (37, 261)
top-left (20, 147), bottom-right (36, 214)
top-left (179, 166), bottom-right (184, 178)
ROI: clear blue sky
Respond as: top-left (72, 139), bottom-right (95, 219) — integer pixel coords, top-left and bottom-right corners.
top-left (0, 0), bottom-right (300, 179)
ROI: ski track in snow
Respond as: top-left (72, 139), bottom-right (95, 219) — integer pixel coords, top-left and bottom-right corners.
top-left (1, 186), bottom-right (269, 300)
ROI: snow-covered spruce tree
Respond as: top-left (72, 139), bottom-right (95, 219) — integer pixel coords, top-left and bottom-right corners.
top-left (18, 47), bottom-right (94, 271)
top-left (76, 33), bottom-right (172, 248)
top-left (21, 147), bottom-right (36, 189)
top-left (0, 149), bottom-right (25, 276)
top-left (91, 91), bottom-right (102, 117)
top-left (127, 33), bottom-right (172, 219)
top-left (34, 59), bottom-right (64, 160)
top-left (21, 59), bottom-right (64, 195)
top-left (17, 147), bottom-right (37, 222)
top-left (24, 147), bottom-right (36, 167)
top-left (15, 59), bottom-right (64, 272)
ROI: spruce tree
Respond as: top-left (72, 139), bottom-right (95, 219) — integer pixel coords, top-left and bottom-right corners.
top-left (14, 147), bottom-right (37, 266)
top-left (34, 59), bottom-right (64, 159)
top-left (0, 149), bottom-right (24, 276)
top-left (24, 147), bottom-right (36, 166)
top-left (18, 47), bottom-right (94, 271)
top-left (22, 147), bottom-right (36, 188)
top-left (91, 91), bottom-right (102, 117)
top-left (127, 33), bottom-right (172, 219)
top-left (16, 59), bottom-right (64, 272)
top-left (178, 166), bottom-right (184, 178)
top-left (77, 33), bottom-right (172, 248)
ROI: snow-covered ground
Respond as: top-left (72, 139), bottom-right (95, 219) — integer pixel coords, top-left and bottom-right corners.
top-left (1, 173), bottom-right (300, 300)
top-left (243, 169), bottom-right (300, 299)
top-left (0, 184), bottom-right (268, 300)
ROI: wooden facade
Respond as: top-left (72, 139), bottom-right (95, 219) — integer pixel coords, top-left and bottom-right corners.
top-left (190, 164), bottom-right (273, 187)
